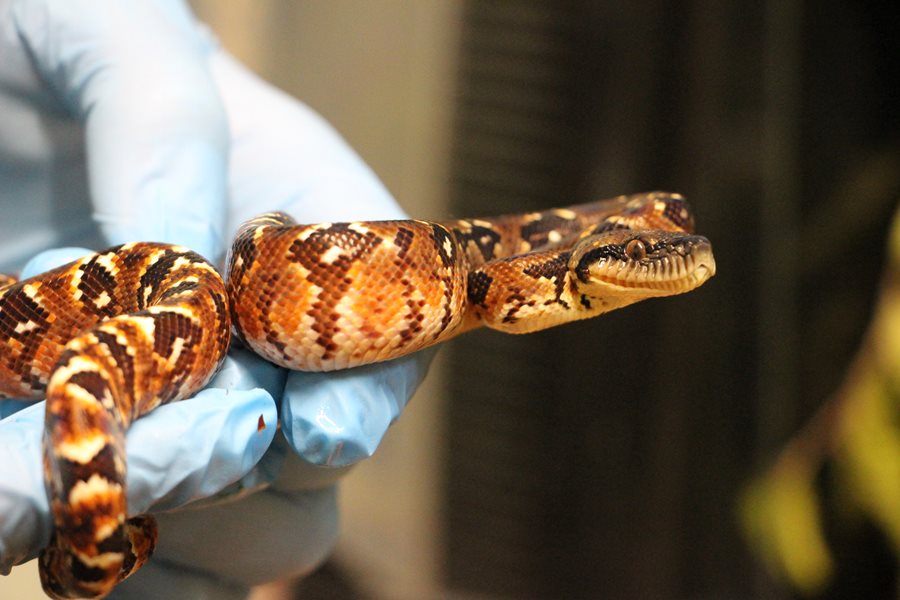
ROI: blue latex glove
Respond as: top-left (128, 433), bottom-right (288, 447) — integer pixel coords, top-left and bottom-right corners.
top-left (0, 1), bottom-right (433, 597)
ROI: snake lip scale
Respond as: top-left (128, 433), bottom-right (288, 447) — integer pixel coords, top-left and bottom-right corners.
top-left (0, 191), bottom-right (714, 598)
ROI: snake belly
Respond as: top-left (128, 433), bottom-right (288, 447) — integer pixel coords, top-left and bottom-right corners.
top-left (0, 191), bottom-right (714, 599)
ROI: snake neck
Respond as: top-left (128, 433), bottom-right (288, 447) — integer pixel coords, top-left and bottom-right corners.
top-left (462, 251), bottom-right (645, 335)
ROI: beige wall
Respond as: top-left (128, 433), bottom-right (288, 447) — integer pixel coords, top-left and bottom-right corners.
top-left (195, 0), bottom-right (459, 220)
top-left (1, 2), bottom-right (460, 599)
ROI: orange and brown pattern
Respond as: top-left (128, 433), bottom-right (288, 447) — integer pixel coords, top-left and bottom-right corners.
top-left (227, 191), bottom-right (716, 371)
top-left (0, 244), bottom-right (229, 599)
top-left (228, 216), bottom-right (468, 371)
top-left (1, 190), bottom-right (715, 599)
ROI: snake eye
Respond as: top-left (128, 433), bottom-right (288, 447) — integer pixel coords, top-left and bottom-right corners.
top-left (625, 239), bottom-right (646, 261)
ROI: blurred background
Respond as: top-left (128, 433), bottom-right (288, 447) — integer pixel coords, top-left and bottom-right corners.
top-left (6, 1), bottom-right (899, 598)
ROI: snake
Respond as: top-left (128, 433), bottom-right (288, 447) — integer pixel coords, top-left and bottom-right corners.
top-left (0, 191), bottom-right (714, 598)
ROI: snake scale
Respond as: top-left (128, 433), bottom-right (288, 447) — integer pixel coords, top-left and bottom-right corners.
top-left (0, 191), bottom-right (714, 598)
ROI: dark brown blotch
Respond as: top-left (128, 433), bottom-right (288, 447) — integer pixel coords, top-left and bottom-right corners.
top-left (450, 222), bottom-right (500, 263)
top-left (662, 197), bottom-right (695, 232)
top-left (287, 224), bottom-right (383, 359)
top-left (76, 257), bottom-right (120, 317)
top-left (522, 252), bottom-right (570, 307)
top-left (466, 270), bottom-right (493, 308)
top-left (394, 227), bottom-right (415, 259)
top-left (519, 214), bottom-right (575, 249)
top-left (91, 330), bottom-right (135, 403)
top-left (151, 311), bottom-right (198, 358)
top-left (138, 252), bottom-right (182, 308)
top-left (429, 224), bottom-right (456, 268)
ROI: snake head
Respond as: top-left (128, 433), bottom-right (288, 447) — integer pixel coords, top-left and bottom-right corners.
top-left (569, 229), bottom-right (716, 297)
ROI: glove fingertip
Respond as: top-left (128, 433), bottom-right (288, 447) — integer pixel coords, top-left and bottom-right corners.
top-left (283, 420), bottom-right (379, 467)
top-left (20, 247), bottom-right (93, 279)
top-left (280, 351), bottom-right (434, 467)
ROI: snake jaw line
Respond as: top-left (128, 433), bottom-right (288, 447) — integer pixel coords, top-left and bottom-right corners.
top-left (573, 234), bottom-right (715, 297)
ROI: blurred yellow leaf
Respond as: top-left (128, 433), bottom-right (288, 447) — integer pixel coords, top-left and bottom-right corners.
top-left (741, 455), bottom-right (833, 595)
top-left (742, 201), bottom-right (900, 595)
top-left (838, 367), bottom-right (900, 553)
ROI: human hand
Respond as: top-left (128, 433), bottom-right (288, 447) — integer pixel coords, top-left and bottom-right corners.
top-left (0, 0), bottom-right (433, 597)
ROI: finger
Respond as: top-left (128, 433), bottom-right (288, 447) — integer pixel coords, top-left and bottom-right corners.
top-left (126, 388), bottom-right (277, 514)
top-left (20, 247), bottom-right (92, 278)
top-left (281, 350), bottom-right (435, 467)
top-left (12, 0), bottom-right (228, 261)
top-left (0, 402), bottom-right (49, 574)
top-left (206, 344), bottom-right (286, 401)
top-left (208, 52), bottom-right (407, 238)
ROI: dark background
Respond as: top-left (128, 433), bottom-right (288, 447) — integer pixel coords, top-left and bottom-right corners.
top-left (275, 1), bottom-right (900, 598)
top-left (435, 1), bottom-right (899, 599)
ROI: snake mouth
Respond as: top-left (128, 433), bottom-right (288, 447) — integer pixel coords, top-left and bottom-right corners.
top-left (577, 235), bottom-right (716, 296)
top-left (597, 251), bottom-right (715, 292)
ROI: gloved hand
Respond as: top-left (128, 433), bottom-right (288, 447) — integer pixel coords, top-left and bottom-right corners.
top-left (0, 1), bottom-right (433, 598)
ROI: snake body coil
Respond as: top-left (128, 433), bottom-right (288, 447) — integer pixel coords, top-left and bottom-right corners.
top-left (0, 191), bottom-right (715, 598)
